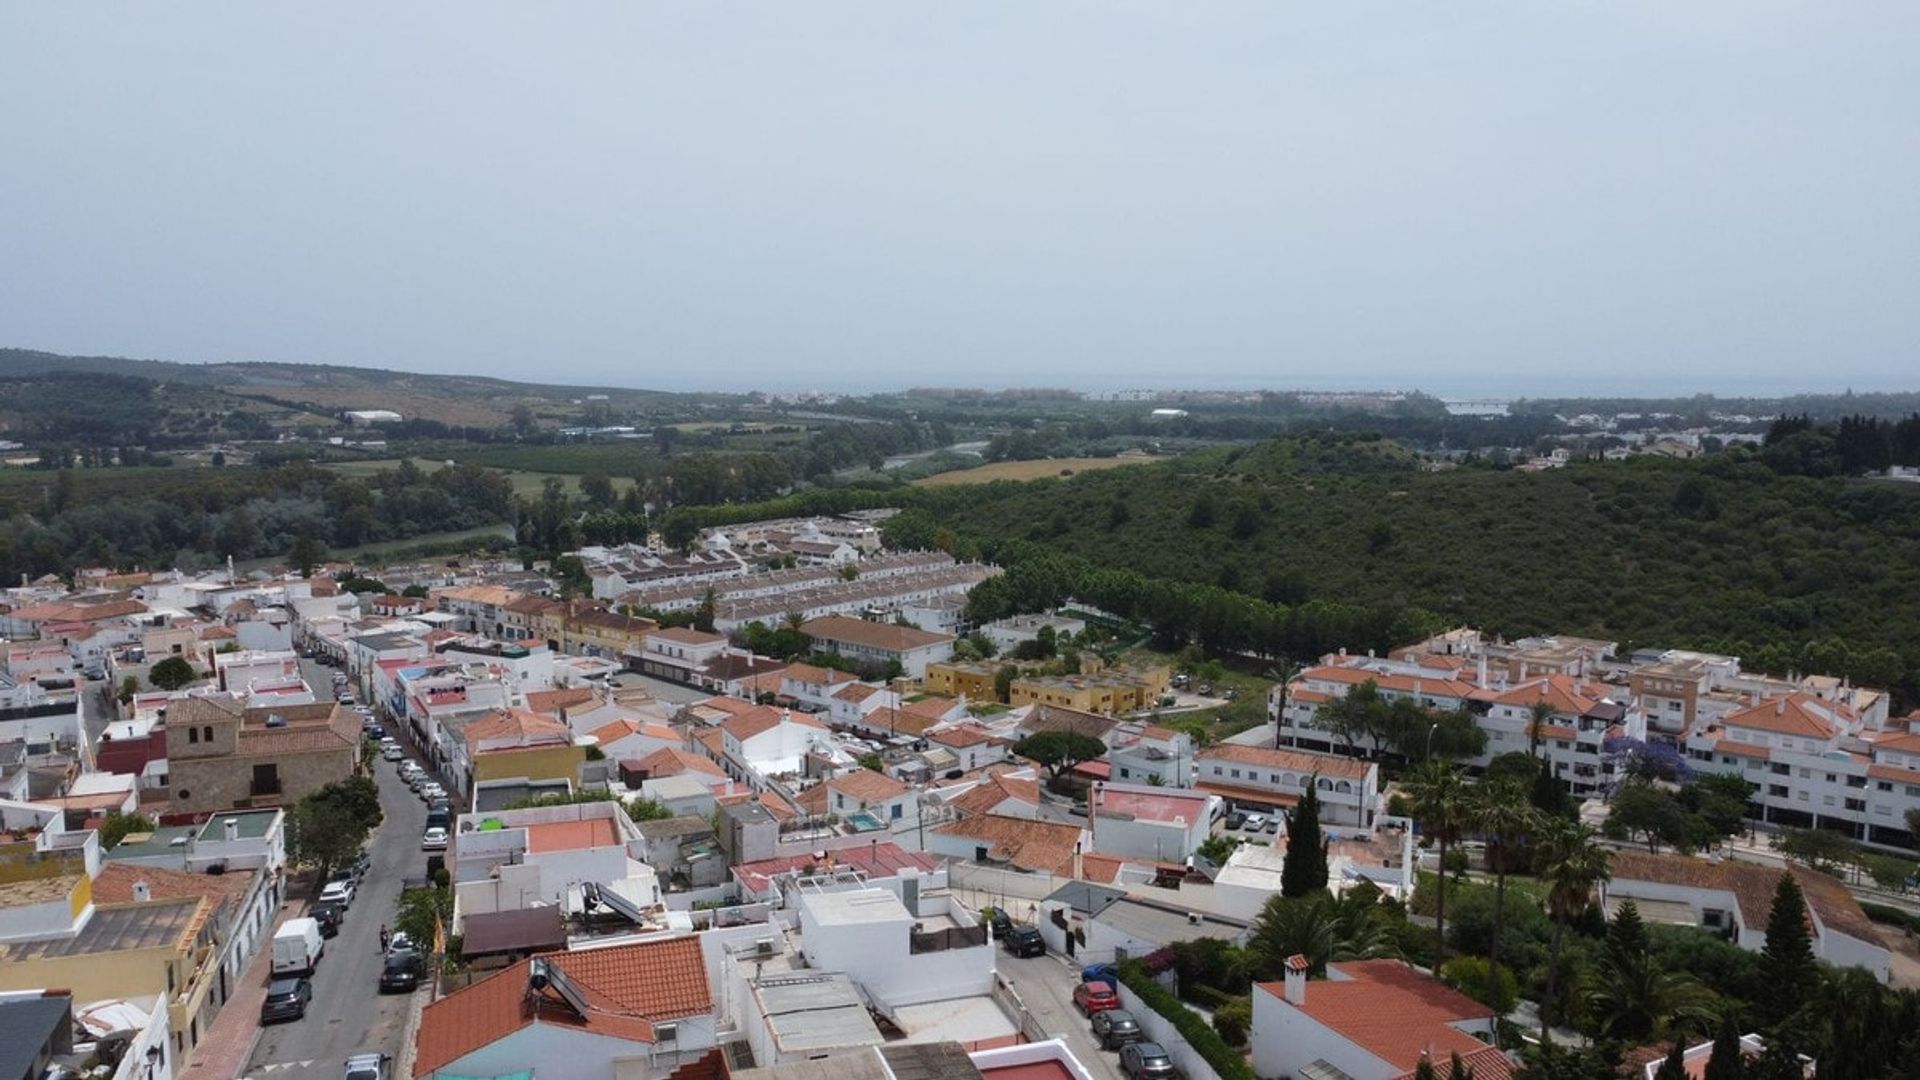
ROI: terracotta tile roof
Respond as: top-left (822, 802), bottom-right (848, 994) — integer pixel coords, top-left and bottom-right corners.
top-left (435, 585), bottom-right (525, 607)
top-left (1722, 693), bottom-right (1846, 741)
top-left (1868, 761), bottom-right (1920, 785)
top-left (929, 725), bottom-right (998, 749)
top-left (650, 627), bottom-right (726, 646)
top-left (91, 860), bottom-right (250, 906)
top-left (526, 688), bottom-right (596, 716)
top-left (732, 841), bottom-right (942, 894)
top-left (930, 813), bottom-right (1083, 874)
top-left (463, 708), bottom-right (574, 749)
top-left (1194, 780), bottom-right (1302, 809)
top-left (1714, 739), bottom-right (1771, 760)
top-left (692, 695), bottom-right (764, 719)
top-left (413, 936), bottom-right (710, 1076)
top-left (829, 768), bottom-right (910, 802)
top-left (524, 818), bottom-right (619, 853)
top-left (722, 707), bottom-right (824, 743)
top-left (833, 683), bottom-right (881, 704)
top-left (1257, 960), bottom-right (1497, 1076)
top-left (901, 695), bottom-right (961, 720)
top-left (782, 662), bottom-right (856, 687)
top-left (693, 727), bottom-right (729, 759)
top-left (1490, 674), bottom-right (1603, 716)
top-left (631, 746), bottom-right (726, 779)
top-left (1197, 743), bottom-right (1372, 781)
top-left (951, 771), bottom-right (1043, 818)
top-left (1302, 665), bottom-right (1477, 702)
top-left (1607, 850), bottom-right (1883, 949)
top-left (801, 615), bottom-right (954, 653)
top-left (1393, 1046), bottom-right (1515, 1080)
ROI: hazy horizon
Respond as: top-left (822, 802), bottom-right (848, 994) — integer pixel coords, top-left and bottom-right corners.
top-left (4, 3), bottom-right (1917, 396)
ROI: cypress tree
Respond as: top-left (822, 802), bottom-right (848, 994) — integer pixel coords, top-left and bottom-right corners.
top-left (1760, 873), bottom-right (1816, 1019)
top-left (1530, 756), bottom-right (1571, 818)
top-left (1412, 1055), bottom-right (1438, 1080)
top-left (1446, 1051), bottom-right (1474, 1080)
top-left (1704, 1015), bottom-right (1745, 1080)
top-left (1281, 781), bottom-right (1329, 897)
top-left (1654, 1041), bottom-right (1688, 1080)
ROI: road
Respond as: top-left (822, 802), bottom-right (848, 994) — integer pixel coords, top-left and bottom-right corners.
top-left (995, 952), bottom-right (1125, 1080)
top-left (245, 675), bottom-right (429, 1080)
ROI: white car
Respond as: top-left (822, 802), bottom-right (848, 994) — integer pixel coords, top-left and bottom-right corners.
top-left (344, 1053), bottom-right (392, 1080)
top-left (318, 879), bottom-right (356, 906)
top-left (1240, 813), bottom-right (1268, 832)
top-left (421, 826), bottom-right (449, 851)
top-left (419, 785), bottom-right (446, 803)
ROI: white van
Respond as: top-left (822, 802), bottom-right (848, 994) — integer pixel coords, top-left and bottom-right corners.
top-left (272, 917), bottom-right (324, 976)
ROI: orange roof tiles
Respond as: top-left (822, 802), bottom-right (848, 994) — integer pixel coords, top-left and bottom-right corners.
top-left (524, 817), bottom-right (619, 854)
top-left (413, 936), bottom-right (710, 1076)
top-left (829, 768), bottom-right (910, 802)
top-left (951, 772), bottom-right (1042, 817)
top-left (1722, 693), bottom-right (1845, 740)
top-left (801, 614), bottom-right (955, 653)
top-left (930, 813), bottom-right (1083, 875)
top-left (1608, 850), bottom-right (1882, 948)
top-left (1197, 743), bottom-right (1372, 780)
top-left (464, 708), bottom-right (573, 749)
top-left (526, 688), bottom-right (596, 716)
top-left (781, 662), bottom-right (856, 687)
top-left (1257, 960), bottom-right (1497, 1076)
top-left (634, 746), bottom-right (725, 778)
top-left (930, 725), bottom-right (997, 749)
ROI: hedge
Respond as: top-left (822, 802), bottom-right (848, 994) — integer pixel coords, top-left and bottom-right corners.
top-left (1115, 959), bottom-right (1256, 1080)
top-left (1860, 901), bottom-right (1920, 934)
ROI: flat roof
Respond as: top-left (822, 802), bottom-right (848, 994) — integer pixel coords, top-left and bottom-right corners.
top-left (106, 825), bottom-right (198, 861)
top-left (803, 888), bottom-right (910, 927)
top-left (196, 809), bottom-right (279, 841)
top-left (753, 973), bottom-right (883, 1053)
top-left (3, 898), bottom-right (203, 958)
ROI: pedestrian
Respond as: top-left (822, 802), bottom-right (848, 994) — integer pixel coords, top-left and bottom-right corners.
top-left (379, 924), bottom-right (390, 951)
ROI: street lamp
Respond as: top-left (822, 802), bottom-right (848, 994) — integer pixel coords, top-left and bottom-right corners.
top-left (1425, 721), bottom-right (1439, 762)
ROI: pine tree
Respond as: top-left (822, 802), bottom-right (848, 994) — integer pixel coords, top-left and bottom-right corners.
top-left (1281, 781), bottom-right (1330, 897)
top-left (1704, 1015), bottom-right (1745, 1080)
top-left (1605, 898), bottom-right (1650, 968)
top-left (1655, 1041), bottom-right (1688, 1080)
top-left (1760, 873), bottom-right (1816, 1021)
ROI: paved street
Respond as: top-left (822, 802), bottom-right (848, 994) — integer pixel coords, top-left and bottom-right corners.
top-left (995, 952), bottom-right (1126, 1080)
top-left (243, 696), bottom-right (429, 1080)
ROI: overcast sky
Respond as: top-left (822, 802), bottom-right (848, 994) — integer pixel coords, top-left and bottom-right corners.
top-left (2, 4), bottom-right (1916, 396)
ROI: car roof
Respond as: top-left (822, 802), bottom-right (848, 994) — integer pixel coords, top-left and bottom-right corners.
top-left (267, 977), bottom-right (304, 991)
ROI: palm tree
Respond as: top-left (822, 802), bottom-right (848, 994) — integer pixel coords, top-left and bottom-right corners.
top-left (1527, 700), bottom-right (1557, 759)
top-left (1250, 893), bottom-right (1398, 978)
top-left (1536, 818), bottom-right (1610, 1037)
top-left (1472, 778), bottom-right (1539, 994)
top-left (1582, 944), bottom-right (1717, 1041)
top-left (1406, 760), bottom-right (1470, 964)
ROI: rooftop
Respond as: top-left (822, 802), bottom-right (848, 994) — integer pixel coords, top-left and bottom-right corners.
top-left (195, 809), bottom-right (279, 841)
top-left (1256, 960), bottom-right (1503, 1078)
top-left (752, 972), bottom-right (884, 1054)
top-left (2, 897), bottom-right (206, 959)
top-left (801, 615), bottom-right (955, 653)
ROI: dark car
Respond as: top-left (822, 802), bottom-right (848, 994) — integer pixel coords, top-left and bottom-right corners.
top-left (987, 908), bottom-right (1012, 938)
top-left (1222, 810), bottom-right (1247, 831)
top-left (261, 977), bottom-right (311, 1023)
top-left (1263, 816), bottom-right (1280, 835)
top-left (1092, 1008), bottom-right (1145, 1049)
top-left (1001, 925), bottom-right (1046, 958)
top-left (1119, 1041), bottom-right (1179, 1078)
top-left (379, 949), bottom-right (426, 993)
top-left (310, 902), bottom-right (344, 938)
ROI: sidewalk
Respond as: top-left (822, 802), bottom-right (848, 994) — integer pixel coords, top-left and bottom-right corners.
top-left (184, 892), bottom-right (306, 1080)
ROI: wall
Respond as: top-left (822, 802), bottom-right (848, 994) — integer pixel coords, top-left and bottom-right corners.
top-left (472, 744), bottom-right (586, 785)
top-left (442, 1023), bottom-right (659, 1080)
top-left (1250, 983), bottom-right (1392, 1080)
top-left (1116, 980), bottom-right (1227, 1080)
top-left (1091, 815), bottom-right (1201, 863)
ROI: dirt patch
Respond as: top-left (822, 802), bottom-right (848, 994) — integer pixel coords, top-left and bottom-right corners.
top-left (912, 454), bottom-right (1155, 487)
top-left (223, 385), bottom-right (513, 428)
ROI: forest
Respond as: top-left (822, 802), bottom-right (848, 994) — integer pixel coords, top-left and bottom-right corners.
top-left (896, 431), bottom-right (1920, 704)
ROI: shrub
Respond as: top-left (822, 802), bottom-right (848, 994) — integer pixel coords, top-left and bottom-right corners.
top-left (1438, 955), bottom-right (1518, 1014)
top-left (1116, 959), bottom-right (1256, 1080)
top-left (1212, 996), bottom-right (1252, 1047)
top-left (1861, 901), bottom-right (1920, 934)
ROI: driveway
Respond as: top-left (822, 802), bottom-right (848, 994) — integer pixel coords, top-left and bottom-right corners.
top-left (244, 738), bottom-right (429, 1080)
top-left (996, 952), bottom-right (1126, 1080)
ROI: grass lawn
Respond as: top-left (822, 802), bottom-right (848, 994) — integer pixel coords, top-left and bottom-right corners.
top-left (912, 454), bottom-right (1155, 487)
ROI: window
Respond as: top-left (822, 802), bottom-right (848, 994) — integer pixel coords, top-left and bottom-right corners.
top-left (1768, 785), bottom-right (1789, 798)
top-left (1823, 795), bottom-right (1836, 807)
top-left (890, 803), bottom-right (903, 820)
top-left (1878, 781), bottom-right (1894, 792)
top-left (188, 728), bottom-right (199, 745)
top-left (1212, 766), bottom-right (1223, 777)
top-left (203, 726), bottom-right (214, 743)
top-left (1845, 798), bottom-right (1866, 812)
top-left (1230, 769), bottom-right (1241, 780)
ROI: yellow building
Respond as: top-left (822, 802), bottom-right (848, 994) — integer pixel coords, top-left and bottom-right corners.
top-left (923, 661), bottom-right (1004, 701)
top-left (1008, 666), bottom-right (1171, 715)
top-left (461, 708), bottom-right (585, 789)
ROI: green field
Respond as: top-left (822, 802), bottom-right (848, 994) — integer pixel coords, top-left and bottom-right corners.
top-left (322, 458), bottom-right (637, 497)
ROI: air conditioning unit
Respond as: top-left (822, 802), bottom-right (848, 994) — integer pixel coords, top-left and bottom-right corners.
top-left (755, 937), bottom-right (777, 956)
top-left (1187, 912), bottom-right (1201, 926)
top-left (654, 1022), bottom-right (679, 1044)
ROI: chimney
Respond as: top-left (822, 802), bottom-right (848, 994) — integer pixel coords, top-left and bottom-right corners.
top-left (1283, 953), bottom-right (1309, 1005)
top-left (1477, 655), bottom-right (1488, 686)
top-left (132, 880), bottom-right (151, 903)
top-left (1072, 842), bottom-right (1084, 881)
top-left (223, 817), bottom-right (239, 843)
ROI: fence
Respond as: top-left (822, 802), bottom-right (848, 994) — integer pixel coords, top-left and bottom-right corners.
top-left (908, 923), bottom-right (988, 954)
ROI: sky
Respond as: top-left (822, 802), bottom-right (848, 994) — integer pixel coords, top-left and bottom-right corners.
top-left (1, 4), bottom-right (1916, 397)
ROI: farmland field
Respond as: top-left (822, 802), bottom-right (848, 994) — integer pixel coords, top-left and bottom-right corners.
top-left (911, 454), bottom-right (1156, 487)
top-left (321, 458), bottom-right (636, 497)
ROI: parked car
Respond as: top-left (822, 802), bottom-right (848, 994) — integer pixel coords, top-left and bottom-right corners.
top-left (272, 918), bottom-right (325, 976)
top-left (318, 878), bottom-right (355, 906)
top-left (1002, 926), bottom-right (1046, 958)
top-left (381, 742), bottom-right (405, 762)
top-left (1239, 813), bottom-right (1267, 832)
top-left (378, 950), bottom-right (426, 993)
top-left (1092, 1008), bottom-right (1145, 1049)
top-left (1263, 816), bottom-right (1280, 835)
top-left (1222, 810), bottom-right (1247, 831)
top-left (344, 1053), bottom-right (392, 1080)
top-left (419, 783), bottom-right (446, 802)
top-left (421, 826), bottom-right (449, 851)
top-left (1119, 1041), bottom-right (1179, 1078)
top-left (1073, 981), bottom-right (1121, 1016)
top-left (260, 977), bottom-right (311, 1023)
top-left (310, 902), bottom-right (344, 938)
top-left (1196, 684), bottom-right (1213, 696)
top-left (389, 931), bottom-right (417, 956)
top-left (425, 810), bottom-right (450, 832)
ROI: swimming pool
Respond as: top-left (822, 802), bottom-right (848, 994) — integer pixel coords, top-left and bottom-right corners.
top-left (846, 811), bottom-right (886, 832)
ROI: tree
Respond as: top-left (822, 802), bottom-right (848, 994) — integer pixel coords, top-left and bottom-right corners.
top-left (1196, 833), bottom-right (1242, 865)
top-left (1413, 1057), bottom-right (1438, 1080)
top-left (1526, 700), bottom-right (1556, 759)
top-left (579, 471), bottom-right (615, 509)
top-left (993, 664), bottom-right (1017, 703)
top-left (1446, 1053), bottom-right (1474, 1080)
top-left (1011, 731), bottom-right (1107, 781)
top-left (1704, 1015), bottom-right (1745, 1080)
top-left (693, 589), bottom-right (717, 633)
top-left (1774, 827), bottom-right (1855, 875)
top-left (509, 403), bottom-right (536, 437)
top-left (1531, 757), bottom-right (1572, 819)
top-left (291, 533), bottom-right (326, 579)
top-left (625, 797), bottom-right (672, 822)
top-left (97, 810), bottom-right (156, 848)
top-left (117, 674), bottom-right (138, 704)
top-left (1282, 782), bottom-right (1329, 898)
top-left (1606, 778), bottom-right (1692, 853)
top-left (1655, 1042), bottom-right (1688, 1080)
top-left (1536, 819), bottom-right (1610, 1036)
top-left (1249, 892), bottom-right (1397, 978)
top-left (288, 793), bottom-right (373, 882)
top-left (1406, 761), bottom-right (1469, 964)
top-left (1472, 778), bottom-right (1537, 992)
top-left (1759, 873), bottom-right (1816, 1022)
top-left (149, 655), bottom-right (198, 691)
top-left (1583, 899), bottom-right (1716, 1043)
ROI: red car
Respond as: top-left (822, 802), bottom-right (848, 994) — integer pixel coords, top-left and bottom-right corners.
top-left (1073, 981), bottom-right (1120, 1016)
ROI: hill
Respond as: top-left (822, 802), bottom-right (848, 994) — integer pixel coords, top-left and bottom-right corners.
top-left (907, 434), bottom-right (1920, 703)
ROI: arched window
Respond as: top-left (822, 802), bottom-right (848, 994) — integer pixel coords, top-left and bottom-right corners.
top-left (1335, 780), bottom-right (1353, 794)
top-left (1317, 777), bottom-right (1332, 791)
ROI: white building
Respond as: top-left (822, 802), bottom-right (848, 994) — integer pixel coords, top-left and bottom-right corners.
top-left (1191, 744), bottom-right (1378, 829)
top-left (796, 887), bottom-right (993, 1010)
top-left (1251, 959), bottom-right (1508, 1080)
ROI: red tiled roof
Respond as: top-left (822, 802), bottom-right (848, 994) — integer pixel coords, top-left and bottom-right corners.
top-left (92, 860), bottom-right (251, 906)
top-left (722, 706), bottom-right (825, 743)
top-left (829, 768), bottom-right (910, 802)
top-left (463, 708), bottom-right (573, 749)
top-left (1607, 850), bottom-right (1883, 948)
top-left (633, 746), bottom-right (725, 778)
top-left (1257, 960), bottom-right (1496, 1076)
top-left (1197, 743), bottom-right (1372, 781)
top-left (951, 772), bottom-right (1042, 817)
top-left (1722, 693), bottom-right (1846, 740)
top-left (413, 936), bottom-right (710, 1076)
top-left (526, 688), bottom-right (596, 716)
top-left (930, 813), bottom-right (1084, 875)
top-left (524, 818), bottom-right (619, 853)
top-left (801, 615), bottom-right (954, 653)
